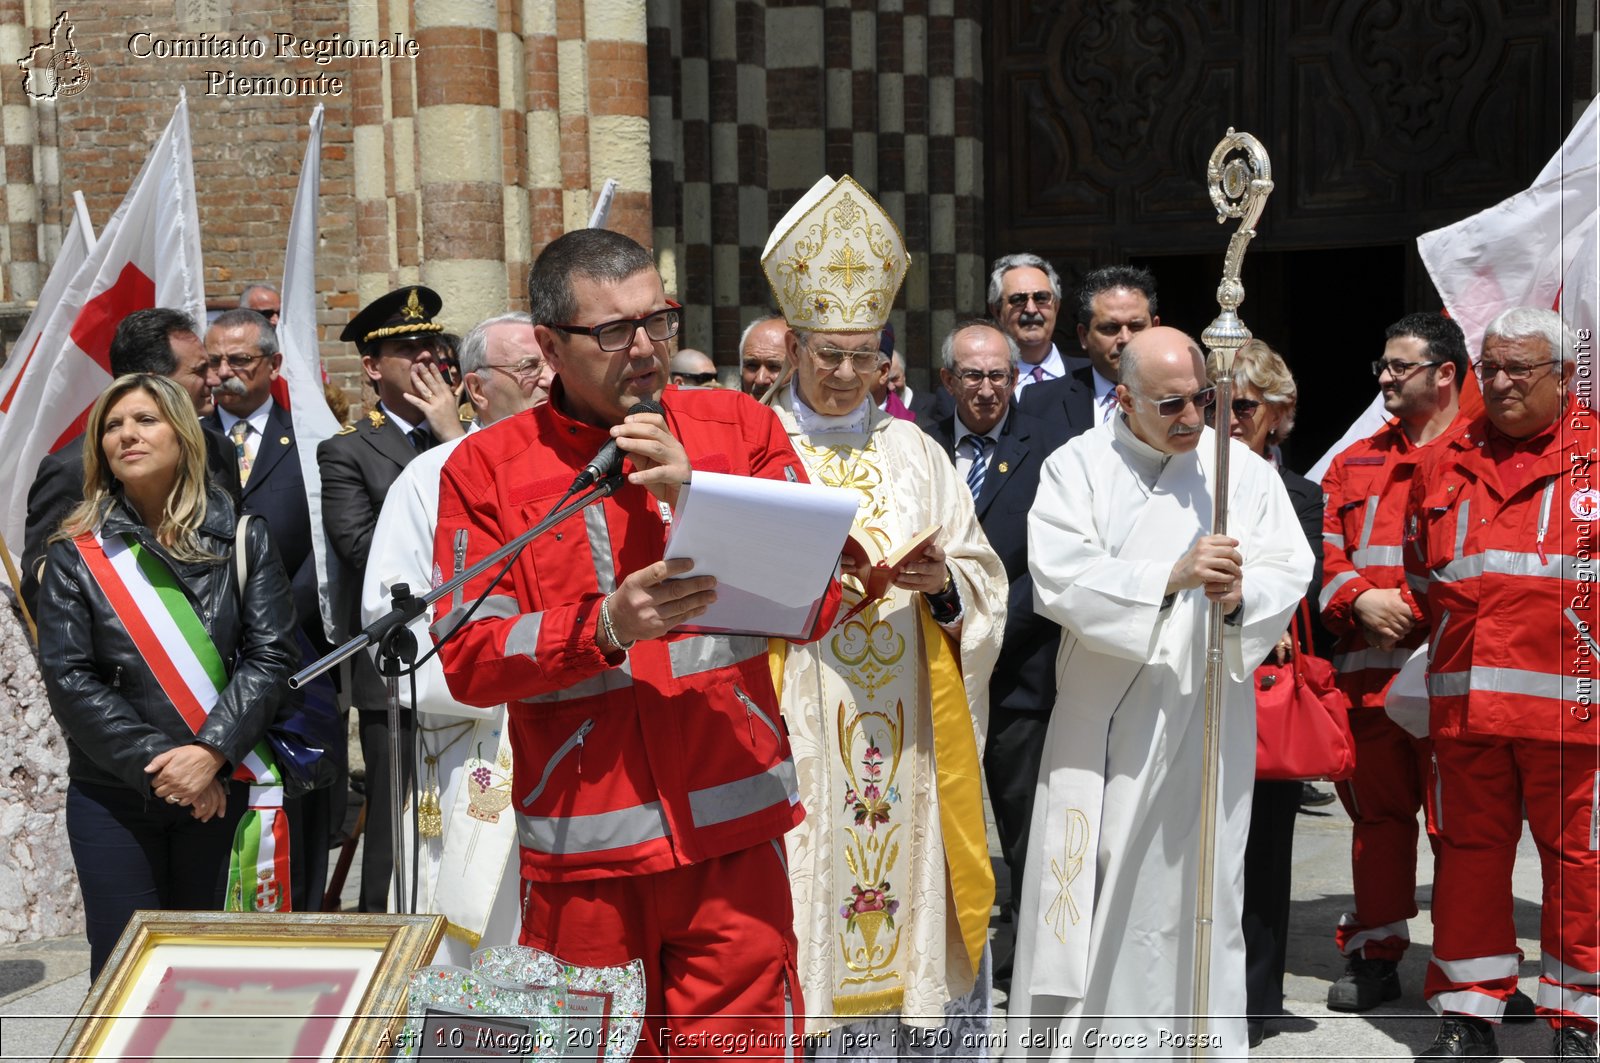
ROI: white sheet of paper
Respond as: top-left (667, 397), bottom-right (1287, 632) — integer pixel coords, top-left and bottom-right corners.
top-left (663, 471), bottom-right (858, 633)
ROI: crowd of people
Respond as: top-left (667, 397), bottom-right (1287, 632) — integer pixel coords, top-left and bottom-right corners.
top-left (14, 173), bottom-right (1597, 1062)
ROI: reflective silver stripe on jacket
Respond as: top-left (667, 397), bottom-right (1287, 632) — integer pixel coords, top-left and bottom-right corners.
top-left (1434, 551), bottom-right (1583, 584)
top-left (430, 594), bottom-right (523, 641)
top-left (1351, 545), bottom-right (1405, 568)
top-left (1453, 498), bottom-right (1471, 556)
top-left (1428, 666), bottom-right (1573, 700)
top-left (1332, 646), bottom-right (1414, 673)
top-left (1320, 570), bottom-right (1359, 611)
top-left (520, 658), bottom-right (634, 704)
top-left (505, 613), bottom-right (542, 663)
top-left (1358, 495), bottom-right (1380, 554)
top-left (669, 634), bottom-right (766, 678)
top-left (518, 801), bottom-right (670, 855)
top-left (1567, 608), bottom-right (1600, 659)
top-left (688, 760), bottom-right (799, 828)
top-left (1325, 532), bottom-right (1346, 549)
top-left (584, 506), bottom-right (617, 594)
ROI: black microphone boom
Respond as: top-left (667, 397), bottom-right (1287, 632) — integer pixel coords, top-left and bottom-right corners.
top-left (568, 397), bottom-right (664, 492)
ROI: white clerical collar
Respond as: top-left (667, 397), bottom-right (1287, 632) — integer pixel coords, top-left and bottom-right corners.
top-left (379, 401), bottom-right (421, 436)
top-left (217, 398), bottom-right (273, 438)
top-left (1112, 406), bottom-right (1177, 488)
top-left (954, 409), bottom-right (1008, 449)
top-left (789, 382), bottom-right (872, 435)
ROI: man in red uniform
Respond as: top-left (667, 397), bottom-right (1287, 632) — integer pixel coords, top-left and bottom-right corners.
top-left (432, 229), bottom-right (838, 1058)
top-left (1406, 307), bottom-right (1598, 1061)
top-left (1321, 313), bottom-right (1468, 1010)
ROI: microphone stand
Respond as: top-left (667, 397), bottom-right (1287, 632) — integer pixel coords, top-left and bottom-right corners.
top-left (290, 471), bottom-right (627, 912)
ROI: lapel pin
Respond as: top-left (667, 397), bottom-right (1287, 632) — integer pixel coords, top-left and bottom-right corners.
top-left (279, 435), bottom-right (291, 445)
top-left (997, 461), bottom-right (1009, 474)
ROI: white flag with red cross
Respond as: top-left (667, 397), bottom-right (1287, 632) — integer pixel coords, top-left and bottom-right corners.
top-left (0, 91), bottom-right (206, 564)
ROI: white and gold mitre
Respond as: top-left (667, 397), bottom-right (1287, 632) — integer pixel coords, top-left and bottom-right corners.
top-left (760, 175), bottom-right (909, 333)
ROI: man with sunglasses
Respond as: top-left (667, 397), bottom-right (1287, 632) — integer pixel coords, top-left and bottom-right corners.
top-left (1318, 313), bottom-right (1486, 1018)
top-left (1405, 308), bottom-right (1598, 1062)
top-left (669, 347), bottom-right (719, 387)
top-left (988, 252), bottom-right (1066, 397)
top-left (318, 284), bottom-right (466, 914)
top-left (921, 319), bottom-right (1073, 994)
top-left (431, 229), bottom-right (840, 1056)
top-left (1009, 326), bottom-right (1311, 1059)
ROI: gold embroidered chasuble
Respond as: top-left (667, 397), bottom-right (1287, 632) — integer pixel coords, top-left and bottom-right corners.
top-left (770, 391), bottom-right (1005, 1034)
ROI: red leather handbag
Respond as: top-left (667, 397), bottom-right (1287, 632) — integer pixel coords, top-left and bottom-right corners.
top-left (1254, 600), bottom-right (1356, 782)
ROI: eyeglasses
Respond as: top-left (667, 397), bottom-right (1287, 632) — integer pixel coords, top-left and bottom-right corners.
top-left (1005, 290), bottom-right (1055, 309)
top-left (550, 304), bottom-right (681, 353)
top-left (1474, 359), bottom-right (1559, 382)
top-left (482, 358), bottom-right (544, 383)
top-left (205, 352), bottom-right (267, 371)
top-left (675, 371), bottom-right (718, 386)
top-left (953, 368), bottom-right (1014, 387)
top-left (1133, 386), bottom-right (1216, 417)
top-left (809, 345), bottom-right (881, 372)
top-left (1371, 358), bottom-right (1441, 378)
top-left (1231, 397), bottom-right (1263, 417)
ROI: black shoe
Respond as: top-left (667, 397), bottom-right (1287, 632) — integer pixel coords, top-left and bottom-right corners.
top-left (1328, 956), bottom-right (1402, 1012)
top-left (1416, 1017), bottom-right (1498, 1060)
top-left (1301, 782), bottom-right (1336, 807)
top-left (1503, 987), bottom-right (1536, 1024)
top-left (1247, 1020), bottom-right (1264, 1049)
top-left (1554, 1026), bottom-right (1598, 1061)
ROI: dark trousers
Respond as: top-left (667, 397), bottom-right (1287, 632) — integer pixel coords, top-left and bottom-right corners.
top-left (983, 704), bottom-right (1050, 980)
top-left (357, 706), bottom-right (415, 912)
top-left (285, 788), bottom-right (334, 911)
top-left (1243, 778), bottom-right (1301, 1018)
top-left (67, 779), bottom-right (247, 979)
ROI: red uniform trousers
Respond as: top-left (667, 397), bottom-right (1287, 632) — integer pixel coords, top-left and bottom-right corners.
top-left (1333, 705), bottom-right (1437, 961)
top-left (1425, 734), bottom-right (1600, 1030)
top-left (520, 840), bottom-right (803, 1059)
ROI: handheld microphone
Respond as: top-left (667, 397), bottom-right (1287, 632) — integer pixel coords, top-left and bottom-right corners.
top-left (568, 397), bottom-right (665, 492)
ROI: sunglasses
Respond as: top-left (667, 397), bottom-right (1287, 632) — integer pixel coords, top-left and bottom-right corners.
top-left (1231, 398), bottom-right (1262, 417)
top-left (1005, 290), bottom-right (1055, 309)
top-left (676, 371), bottom-right (718, 386)
top-left (1135, 386), bottom-right (1216, 417)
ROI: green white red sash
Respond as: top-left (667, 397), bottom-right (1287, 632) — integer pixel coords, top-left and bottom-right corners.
top-left (73, 529), bottom-right (291, 912)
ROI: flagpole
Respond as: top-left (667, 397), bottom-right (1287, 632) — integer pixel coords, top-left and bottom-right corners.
top-left (0, 530), bottom-right (37, 644)
top-left (1192, 128), bottom-right (1273, 1048)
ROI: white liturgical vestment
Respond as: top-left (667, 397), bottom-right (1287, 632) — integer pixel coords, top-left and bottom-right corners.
top-left (1006, 416), bottom-right (1312, 1060)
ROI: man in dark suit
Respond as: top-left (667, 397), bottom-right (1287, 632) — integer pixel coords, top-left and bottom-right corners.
top-left (20, 308), bottom-right (237, 616)
top-left (203, 307), bottom-right (336, 911)
top-left (920, 318), bottom-right (1076, 990)
top-left (1018, 264), bottom-right (1161, 437)
top-left (317, 285), bottom-right (465, 913)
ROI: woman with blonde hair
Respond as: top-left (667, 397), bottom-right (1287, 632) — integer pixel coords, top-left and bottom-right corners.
top-left (37, 373), bottom-right (297, 977)
top-left (1206, 338), bottom-right (1326, 1047)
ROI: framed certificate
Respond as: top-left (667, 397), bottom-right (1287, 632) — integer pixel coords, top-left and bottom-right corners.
top-left (53, 910), bottom-right (445, 1062)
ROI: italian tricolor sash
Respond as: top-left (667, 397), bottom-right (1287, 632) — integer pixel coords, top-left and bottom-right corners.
top-left (73, 530), bottom-right (292, 913)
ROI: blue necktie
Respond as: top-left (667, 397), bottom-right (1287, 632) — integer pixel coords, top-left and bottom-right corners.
top-left (963, 435), bottom-right (993, 499)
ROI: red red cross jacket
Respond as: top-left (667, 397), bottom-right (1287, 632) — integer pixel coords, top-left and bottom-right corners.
top-left (1320, 418), bottom-right (1463, 709)
top-left (432, 384), bottom-right (842, 880)
top-left (1404, 395), bottom-right (1600, 744)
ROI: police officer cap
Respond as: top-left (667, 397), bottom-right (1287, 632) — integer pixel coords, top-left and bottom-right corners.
top-left (341, 285), bottom-right (446, 351)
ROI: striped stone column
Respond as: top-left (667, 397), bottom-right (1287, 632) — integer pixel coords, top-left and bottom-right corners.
top-left (500, 0), bottom-right (531, 306)
top-left (0, 0), bottom-right (42, 303)
top-left (415, 0), bottom-right (504, 331)
top-left (349, 0), bottom-right (395, 307)
top-left (524, 0), bottom-right (563, 255)
top-left (582, 1), bottom-right (653, 246)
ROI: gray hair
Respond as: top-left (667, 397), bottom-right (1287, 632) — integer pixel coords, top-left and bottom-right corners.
top-left (210, 308), bottom-right (278, 358)
top-left (987, 253), bottom-right (1062, 309)
top-left (1483, 306), bottom-right (1578, 366)
top-left (739, 313), bottom-right (785, 356)
top-left (941, 318), bottom-right (1019, 371)
top-left (459, 311), bottom-right (534, 379)
top-left (239, 282), bottom-right (279, 304)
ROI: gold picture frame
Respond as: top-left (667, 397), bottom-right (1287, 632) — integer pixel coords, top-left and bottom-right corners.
top-left (53, 910), bottom-right (445, 1062)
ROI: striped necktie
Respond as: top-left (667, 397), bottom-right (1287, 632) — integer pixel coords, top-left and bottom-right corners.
top-left (963, 434), bottom-right (993, 499)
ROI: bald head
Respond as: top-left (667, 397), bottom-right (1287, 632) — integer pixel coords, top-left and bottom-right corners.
top-left (671, 348), bottom-right (718, 385)
top-left (1116, 326), bottom-right (1211, 455)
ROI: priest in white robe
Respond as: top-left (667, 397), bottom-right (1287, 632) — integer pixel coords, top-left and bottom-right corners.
top-left (760, 176), bottom-right (1007, 1059)
top-left (1007, 327), bottom-right (1312, 1060)
top-left (360, 313), bottom-right (548, 961)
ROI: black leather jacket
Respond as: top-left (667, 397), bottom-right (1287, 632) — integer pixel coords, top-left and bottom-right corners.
top-left (37, 488), bottom-right (298, 795)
